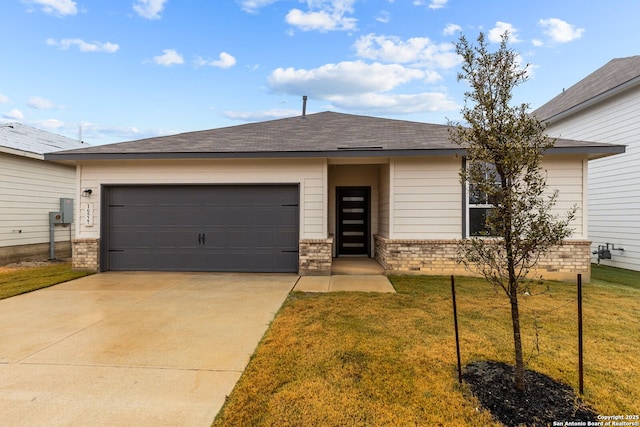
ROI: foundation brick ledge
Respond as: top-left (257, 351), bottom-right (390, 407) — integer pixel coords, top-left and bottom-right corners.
top-left (299, 237), bottom-right (333, 276)
top-left (374, 235), bottom-right (591, 282)
top-left (72, 238), bottom-right (100, 272)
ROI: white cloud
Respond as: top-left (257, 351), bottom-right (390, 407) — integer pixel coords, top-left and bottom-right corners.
top-left (285, 0), bottom-right (357, 32)
top-left (532, 39), bottom-right (544, 47)
top-left (539, 18), bottom-right (585, 43)
top-left (0, 94), bottom-right (10, 104)
top-left (25, 119), bottom-right (174, 145)
top-left (133, 0), bottom-right (168, 20)
top-left (238, 0), bottom-right (279, 13)
top-left (152, 49), bottom-right (184, 66)
top-left (239, 0), bottom-right (357, 31)
top-left (443, 23), bottom-right (462, 36)
top-left (268, 61), bottom-right (424, 97)
top-left (412, 0), bottom-right (448, 9)
top-left (488, 21), bottom-right (521, 43)
top-left (428, 0), bottom-right (448, 9)
top-left (22, 0), bottom-right (77, 16)
top-left (376, 10), bottom-right (390, 23)
top-left (28, 96), bottom-right (59, 109)
top-left (223, 108), bottom-right (300, 121)
top-left (353, 34), bottom-right (461, 69)
top-left (511, 52), bottom-right (535, 79)
top-left (75, 122), bottom-right (142, 139)
top-left (195, 52), bottom-right (237, 69)
top-left (37, 118), bottom-right (66, 130)
top-left (228, 94), bottom-right (459, 119)
top-left (327, 92), bottom-right (459, 114)
top-left (3, 109), bottom-right (25, 120)
top-left (285, 9), bottom-right (355, 31)
top-left (46, 38), bottom-right (119, 53)
top-left (267, 59), bottom-right (459, 115)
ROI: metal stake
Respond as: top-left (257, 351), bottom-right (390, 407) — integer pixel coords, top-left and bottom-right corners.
top-left (451, 275), bottom-right (462, 384)
top-left (578, 273), bottom-right (584, 395)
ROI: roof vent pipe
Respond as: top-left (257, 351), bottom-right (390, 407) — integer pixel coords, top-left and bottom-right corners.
top-left (302, 95), bottom-right (307, 117)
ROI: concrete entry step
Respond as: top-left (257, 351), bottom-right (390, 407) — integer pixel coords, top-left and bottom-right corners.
top-left (293, 274), bottom-right (395, 293)
top-left (331, 257), bottom-right (385, 275)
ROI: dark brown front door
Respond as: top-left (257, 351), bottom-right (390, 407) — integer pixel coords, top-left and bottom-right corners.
top-left (336, 187), bottom-right (370, 256)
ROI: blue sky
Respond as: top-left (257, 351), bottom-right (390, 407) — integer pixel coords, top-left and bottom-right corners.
top-left (1, 0), bottom-right (638, 145)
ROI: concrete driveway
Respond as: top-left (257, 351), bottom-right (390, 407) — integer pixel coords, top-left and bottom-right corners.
top-left (0, 272), bottom-right (297, 427)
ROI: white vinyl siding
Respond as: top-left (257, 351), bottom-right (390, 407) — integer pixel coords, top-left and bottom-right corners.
top-left (545, 85), bottom-right (640, 270)
top-left (390, 157), bottom-right (462, 239)
top-left (541, 156), bottom-right (587, 239)
top-left (378, 163), bottom-right (390, 238)
top-left (76, 158), bottom-right (327, 240)
top-left (0, 153), bottom-right (76, 247)
top-left (386, 156), bottom-right (584, 241)
top-left (460, 157), bottom-right (585, 239)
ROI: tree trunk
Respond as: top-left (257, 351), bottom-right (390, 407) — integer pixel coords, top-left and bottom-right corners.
top-left (503, 178), bottom-right (525, 391)
top-left (509, 286), bottom-right (526, 391)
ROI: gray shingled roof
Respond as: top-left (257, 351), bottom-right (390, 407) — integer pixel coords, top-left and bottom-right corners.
top-left (45, 111), bottom-right (624, 161)
top-left (0, 122), bottom-right (88, 158)
top-left (534, 55), bottom-right (640, 122)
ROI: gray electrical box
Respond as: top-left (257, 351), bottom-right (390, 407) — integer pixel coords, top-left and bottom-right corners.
top-left (49, 211), bottom-right (63, 224)
top-left (60, 198), bottom-right (74, 224)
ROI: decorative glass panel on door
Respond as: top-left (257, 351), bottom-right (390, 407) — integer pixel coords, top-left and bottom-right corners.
top-left (337, 187), bottom-right (370, 256)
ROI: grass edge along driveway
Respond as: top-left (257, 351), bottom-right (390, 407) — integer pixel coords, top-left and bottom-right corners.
top-left (0, 262), bottom-right (93, 300)
top-left (213, 267), bottom-right (640, 426)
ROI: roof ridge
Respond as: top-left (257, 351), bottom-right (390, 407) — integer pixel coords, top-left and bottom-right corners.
top-left (534, 55), bottom-right (640, 122)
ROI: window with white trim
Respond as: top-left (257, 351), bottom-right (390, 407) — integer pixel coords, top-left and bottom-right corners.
top-left (466, 162), bottom-right (501, 237)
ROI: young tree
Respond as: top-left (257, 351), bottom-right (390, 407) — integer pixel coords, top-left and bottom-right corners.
top-left (449, 32), bottom-right (576, 391)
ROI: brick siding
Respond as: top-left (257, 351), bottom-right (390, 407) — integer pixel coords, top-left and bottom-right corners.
top-left (299, 238), bottom-right (333, 276)
top-left (374, 235), bottom-right (591, 282)
top-left (72, 239), bottom-right (100, 271)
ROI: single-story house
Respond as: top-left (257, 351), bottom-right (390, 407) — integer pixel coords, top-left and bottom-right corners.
top-left (0, 123), bottom-right (88, 264)
top-left (535, 55), bottom-right (640, 271)
top-left (45, 111), bottom-right (624, 281)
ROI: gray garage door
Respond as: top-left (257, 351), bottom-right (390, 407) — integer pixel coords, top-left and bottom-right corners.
top-left (103, 185), bottom-right (299, 272)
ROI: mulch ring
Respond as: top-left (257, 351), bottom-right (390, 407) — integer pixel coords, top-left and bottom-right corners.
top-left (463, 361), bottom-right (597, 427)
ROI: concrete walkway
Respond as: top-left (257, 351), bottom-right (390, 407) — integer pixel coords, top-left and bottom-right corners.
top-left (293, 258), bottom-right (396, 293)
top-left (293, 275), bottom-right (395, 293)
top-left (0, 272), bottom-right (297, 427)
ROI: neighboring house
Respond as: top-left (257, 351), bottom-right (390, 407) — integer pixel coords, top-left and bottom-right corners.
top-left (535, 55), bottom-right (640, 271)
top-left (0, 123), bottom-right (88, 264)
top-left (45, 111), bottom-right (623, 281)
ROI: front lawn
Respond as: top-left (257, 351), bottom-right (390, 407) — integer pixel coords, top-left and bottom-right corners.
top-left (0, 262), bottom-right (93, 300)
top-left (213, 271), bottom-right (640, 426)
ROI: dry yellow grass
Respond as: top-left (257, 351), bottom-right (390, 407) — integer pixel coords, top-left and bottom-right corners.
top-left (0, 262), bottom-right (93, 300)
top-left (212, 273), bottom-right (640, 426)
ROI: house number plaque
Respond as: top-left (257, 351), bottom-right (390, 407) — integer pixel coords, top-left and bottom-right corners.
top-left (83, 203), bottom-right (94, 227)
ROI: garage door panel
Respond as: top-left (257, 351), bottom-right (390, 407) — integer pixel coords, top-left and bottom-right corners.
top-left (107, 250), bottom-right (200, 271)
top-left (109, 230), bottom-right (200, 249)
top-left (256, 207), bottom-right (299, 226)
top-left (253, 230), bottom-right (298, 248)
top-left (250, 253), bottom-right (299, 272)
top-left (109, 207), bottom-right (195, 228)
top-left (105, 185), bottom-right (299, 272)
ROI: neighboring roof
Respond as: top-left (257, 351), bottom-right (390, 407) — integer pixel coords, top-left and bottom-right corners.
top-left (0, 122), bottom-right (88, 160)
top-left (45, 111), bottom-right (624, 162)
top-left (534, 55), bottom-right (640, 123)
